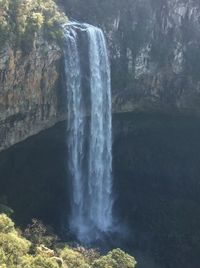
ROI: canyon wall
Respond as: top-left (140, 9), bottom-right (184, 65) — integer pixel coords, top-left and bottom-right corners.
top-left (1, 0), bottom-right (200, 150)
top-left (61, 0), bottom-right (200, 113)
top-left (0, 37), bottom-right (66, 151)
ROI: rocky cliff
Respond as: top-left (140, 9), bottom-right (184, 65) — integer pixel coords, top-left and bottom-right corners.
top-left (0, 0), bottom-right (67, 152)
top-left (0, 39), bottom-right (64, 152)
top-left (1, 0), bottom-right (200, 151)
top-left (61, 0), bottom-right (200, 114)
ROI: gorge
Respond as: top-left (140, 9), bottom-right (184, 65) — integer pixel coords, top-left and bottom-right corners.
top-left (1, 0), bottom-right (200, 267)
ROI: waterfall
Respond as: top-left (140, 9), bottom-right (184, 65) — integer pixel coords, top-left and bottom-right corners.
top-left (63, 22), bottom-right (113, 242)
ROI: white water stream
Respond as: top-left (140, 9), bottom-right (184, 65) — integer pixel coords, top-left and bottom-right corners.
top-left (63, 22), bottom-right (113, 242)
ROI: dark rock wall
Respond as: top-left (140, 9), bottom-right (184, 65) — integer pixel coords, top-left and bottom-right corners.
top-left (60, 0), bottom-right (200, 114)
top-left (1, 113), bottom-right (200, 268)
top-left (0, 122), bottom-right (69, 229)
top-left (113, 112), bottom-right (200, 268)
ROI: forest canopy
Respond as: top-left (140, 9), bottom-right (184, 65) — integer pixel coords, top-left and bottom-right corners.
top-left (0, 213), bottom-right (137, 268)
top-left (0, 0), bottom-right (67, 49)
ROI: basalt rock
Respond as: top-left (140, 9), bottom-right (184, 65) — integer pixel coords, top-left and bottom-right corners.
top-left (2, 0), bottom-right (200, 151)
top-left (60, 0), bottom-right (200, 114)
top-left (0, 36), bottom-right (65, 152)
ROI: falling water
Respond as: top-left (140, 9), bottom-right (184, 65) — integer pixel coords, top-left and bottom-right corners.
top-left (63, 22), bottom-right (113, 242)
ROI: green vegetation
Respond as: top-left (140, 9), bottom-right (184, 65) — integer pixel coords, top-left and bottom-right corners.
top-left (0, 0), bottom-right (67, 50)
top-left (92, 249), bottom-right (137, 268)
top-left (0, 214), bottom-right (137, 268)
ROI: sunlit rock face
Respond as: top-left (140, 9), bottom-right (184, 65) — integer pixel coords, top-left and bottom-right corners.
top-left (60, 0), bottom-right (200, 114)
top-left (1, 0), bottom-right (200, 151)
top-left (0, 37), bottom-right (65, 152)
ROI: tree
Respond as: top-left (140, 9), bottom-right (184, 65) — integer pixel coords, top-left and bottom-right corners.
top-left (92, 249), bottom-right (137, 268)
top-left (60, 247), bottom-right (90, 268)
top-left (0, 214), bottom-right (30, 267)
top-left (0, 214), bottom-right (137, 268)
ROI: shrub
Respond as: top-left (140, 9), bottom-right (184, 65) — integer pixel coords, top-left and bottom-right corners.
top-left (0, 214), bottom-right (137, 268)
top-left (21, 254), bottom-right (60, 268)
top-left (92, 249), bottom-right (137, 268)
top-left (0, 214), bottom-right (15, 233)
top-left (0, 0), bottom-right (67, 49)
top-left (0, 214), bottom-right (30, 267)
top-left (76, 247), bottom-right (100, 264)
top-left (24, 219), bottom-right (58, 250)
top-left (60, 247), bottom-right (90, 268)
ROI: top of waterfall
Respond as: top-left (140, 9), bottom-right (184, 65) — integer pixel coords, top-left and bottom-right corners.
top-left (63, 21), bottom-right (102, 32)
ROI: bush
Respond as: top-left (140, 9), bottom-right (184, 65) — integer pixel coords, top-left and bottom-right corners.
top-left (21, 254), bottom-right (60, 268)
top-left (0, 214), bottom-right (137, 268)
top-left (92, 249), bottom-right (137, 268)
top-left (76, 247), bottom-right (100, 264)
top-left (0, 214), bottom-right (15, 233)
top-left (24, 219), bottom-right (58, 250)
top-left (0, 214), bottom-right (30, 267)
top-left (60, 247), bottom-right (90, 268)
top-left (0, 0), bottom-right (67, 50)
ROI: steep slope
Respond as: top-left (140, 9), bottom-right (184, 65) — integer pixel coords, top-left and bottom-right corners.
top-left (0, 0), bottom-right (67, 151)
top-left (2, 0), bottom-right (200, 149)
top-left (60, 0), bottom-right (200, 113)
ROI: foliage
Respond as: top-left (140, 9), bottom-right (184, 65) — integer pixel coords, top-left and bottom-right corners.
top-left (75, 247), bottom-right (100, 264)
top-left (0, 0), bottom-right (10, 47)
top-left (0, 0), bottom-right (67, 50)
top-left (0, 214), bottom-right (15, 233)
top-left (60, 247), bottom-right (90, 268)
top-left (24, 219), bottom-right (58, 250)
top-left (0, 214), bottom-right (30, 267)
top-left (0, 214), bottom-right (137, 268)
top-left (92, 249), bottom-right (137, 268)
top-left (21, 254), bottom-right (60, 268)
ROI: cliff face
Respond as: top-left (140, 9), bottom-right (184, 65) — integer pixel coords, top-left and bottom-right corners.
top-left (0, 0), bottom-right (67, 152)
top-left (1, 0), bottom-right (200, 151)
top-left (61, 0), bottom-right (200, 114)
top-left (0, 38), bottom-right (65, 152)
top-left (113, 112), bottom-right (200, 268)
